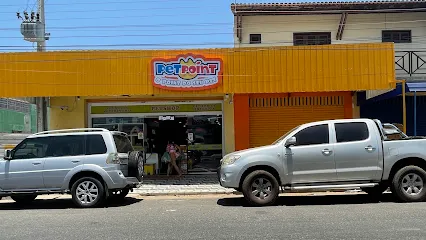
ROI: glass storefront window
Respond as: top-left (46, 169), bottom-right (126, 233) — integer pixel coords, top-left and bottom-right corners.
top-left (90, 114), bottom-right (223, 174)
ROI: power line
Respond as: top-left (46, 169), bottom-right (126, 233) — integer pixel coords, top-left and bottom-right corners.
top-left (0, 22), bottom-right (233, 31)
top-left (0, 4), bottom-right (224, 14)
top-left (2, 10), bottom-right (423, 23)
top-left (2, 18), bottom-right (426, 31)
top-left (0, 12), bottom-right (223, 22)
top-left (4, 5), bottom-right (426, 15)
top-left (0, 25), bottom-right (425, 40)
top-left (0, 0), bottom-right (209, 7)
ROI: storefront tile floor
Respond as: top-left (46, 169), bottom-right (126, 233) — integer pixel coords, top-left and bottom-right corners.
top-left (134, 174), bottom-right (237, 195)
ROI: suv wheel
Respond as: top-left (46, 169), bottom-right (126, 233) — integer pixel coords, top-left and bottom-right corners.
top-left (391, 166), bottom-right (426, 202)
top-left (128, 151), bottom-right (144, 181)
top-left (11, 195), bottom-right (37, 204)
top-left (242, 170), bottom-right (279, 206)
top-left (71, 177), bottom-right (105, 208)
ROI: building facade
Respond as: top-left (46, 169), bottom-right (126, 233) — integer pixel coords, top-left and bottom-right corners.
top-left (0, 44), bottom-right (395, 175)
top-left (231, 0), bottom-right (426, 136)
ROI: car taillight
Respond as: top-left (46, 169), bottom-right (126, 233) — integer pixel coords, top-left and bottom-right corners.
top-left (106, 153), bottom-right (120, 164)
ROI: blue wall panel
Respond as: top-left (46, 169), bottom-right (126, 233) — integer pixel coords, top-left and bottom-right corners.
top-left (360, 96), bottom-right (426, 136)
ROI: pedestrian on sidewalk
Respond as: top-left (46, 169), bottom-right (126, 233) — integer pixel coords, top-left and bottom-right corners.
top-left (166, 141), bottom-right (183, 177)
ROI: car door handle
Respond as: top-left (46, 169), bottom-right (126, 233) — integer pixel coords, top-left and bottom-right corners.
top-left (321, 149), bottom-right (333, 156)
top-left (71, 160), bottom-right (81, 163)
top-left (365, 146), bottom-right (376, 152)
top-left (32, 162), bottom-right (42, 165)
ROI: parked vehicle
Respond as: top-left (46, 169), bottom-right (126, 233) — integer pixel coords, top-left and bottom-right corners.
top-left (218, 118), bottom-right (426, 206)
top-left (0, 128), bottom-right (144, 208)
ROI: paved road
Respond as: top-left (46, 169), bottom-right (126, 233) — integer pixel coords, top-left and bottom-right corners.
top-left (0, 193), bottom-right (425, 240)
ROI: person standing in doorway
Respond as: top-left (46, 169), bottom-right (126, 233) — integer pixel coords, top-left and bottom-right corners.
top-left (166, 141), bottom-right (182, 177)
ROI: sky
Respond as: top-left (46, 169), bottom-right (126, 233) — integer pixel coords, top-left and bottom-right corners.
top-left (0, 0), bottom-right (284, 52)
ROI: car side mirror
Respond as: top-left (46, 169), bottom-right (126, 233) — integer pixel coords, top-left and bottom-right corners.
top-left (285, 137), bottom-right (297, 148)
top-left (4, 149), bottom-right (12, 160)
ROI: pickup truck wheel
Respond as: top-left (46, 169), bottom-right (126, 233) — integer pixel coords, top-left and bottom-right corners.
top-left (242, 170), bottom-right (279, 206)
top-left (391, 166), bottom-right (426, 202)
top-left (128, 151), bottom-right (144, 182)
top-left (11, 195), bottom-right (37, 204)
top-left (71, 177), bottom-right (105, 208)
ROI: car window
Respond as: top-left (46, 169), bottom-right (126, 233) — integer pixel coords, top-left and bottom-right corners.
top-left (113, 134), bottom-right (134, 153)
top-left (12, 137), bottom-right (49, 160)
top-left (293, 124), bottom-right (329, 146)
top-left (335, 122), bottom-right (369, 143)
top-left (86, 135), bottom-right (107, 155)
top-left (45, 135), bottom-right (85, 157)
top-left (272, 125), bottom-right (300, 145)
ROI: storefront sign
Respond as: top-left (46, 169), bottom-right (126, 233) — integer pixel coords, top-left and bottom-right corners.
top-left (91, 103), bottom-right (222, 114)
top-left (151, 54), bottom-right (223, 91)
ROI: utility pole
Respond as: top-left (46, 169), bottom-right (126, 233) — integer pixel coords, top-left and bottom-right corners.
top-left (36, 0), bottom-right (47, 132)
top-left (17, 0), bottom-right (50, 132)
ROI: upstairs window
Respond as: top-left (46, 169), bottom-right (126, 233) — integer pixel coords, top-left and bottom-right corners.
top-left (249, 34), bottom-right (262, 44)
top-left (382, 30), bottom-right (412, 43)
top-left (293, 32), bottom-right (331, 46)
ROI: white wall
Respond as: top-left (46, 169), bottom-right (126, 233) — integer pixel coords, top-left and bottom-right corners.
top-left (236, 12), bottom-right (426, 51)
top-left (235, 12), bottom-right (426, 98)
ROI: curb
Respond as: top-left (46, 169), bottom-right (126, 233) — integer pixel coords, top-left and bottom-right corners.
top-left (133, 190), bottom-right (239, 196)
top-left (132, 189), bottom-right (361, 197)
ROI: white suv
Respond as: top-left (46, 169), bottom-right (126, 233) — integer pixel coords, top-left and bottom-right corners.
top-left (0, 128), bottom-right (144, 208)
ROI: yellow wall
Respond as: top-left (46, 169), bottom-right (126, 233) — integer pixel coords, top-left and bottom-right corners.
top-left (0, 43), bottom-right (395, 98)
top-left (50, 95), bottom-right (236, 154)
top-left (49, 97), bottom-right (86, 129)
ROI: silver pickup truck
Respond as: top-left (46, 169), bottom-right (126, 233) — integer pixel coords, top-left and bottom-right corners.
top-left (218, 118), bottom-right (426, 206)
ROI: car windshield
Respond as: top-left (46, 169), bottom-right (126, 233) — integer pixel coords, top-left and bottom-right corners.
top-left (272, 125), bottom-right (301, 145)
top-left (113, 134), bottom-right (134, 153)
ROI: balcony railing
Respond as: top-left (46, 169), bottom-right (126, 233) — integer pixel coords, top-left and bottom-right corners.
top-left (395, 51), bottom-right (426, 77)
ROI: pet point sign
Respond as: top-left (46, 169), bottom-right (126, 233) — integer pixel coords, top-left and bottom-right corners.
top-left (151, 54), bottom-right (223, 91)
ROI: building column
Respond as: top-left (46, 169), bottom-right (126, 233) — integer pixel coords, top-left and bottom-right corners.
top-left (234, 94), bottom-right (250, 150)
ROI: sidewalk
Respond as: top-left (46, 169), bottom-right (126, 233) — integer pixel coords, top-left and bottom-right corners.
top-left (135, 174), bottom-right (236, 196)
top-left (135, 175), bottom-right (367, 196)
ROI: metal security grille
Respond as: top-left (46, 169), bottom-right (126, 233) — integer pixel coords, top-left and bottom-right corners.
top-left (249, 96), bottom-right (344, 107)
top-left (249, 95), bottom-right (345, 148)
top-left (0, 98), bottom-right (31, 114)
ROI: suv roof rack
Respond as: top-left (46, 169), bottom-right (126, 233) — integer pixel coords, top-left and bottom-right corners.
top-left (33, 128), bottom-right (109, 136)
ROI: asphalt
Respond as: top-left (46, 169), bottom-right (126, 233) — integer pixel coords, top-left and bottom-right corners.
top-left (0, 193), bottom-right (426, 240)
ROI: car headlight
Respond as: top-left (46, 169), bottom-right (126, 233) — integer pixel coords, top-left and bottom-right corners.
top-left (221, 155), bottom-right (241, 165)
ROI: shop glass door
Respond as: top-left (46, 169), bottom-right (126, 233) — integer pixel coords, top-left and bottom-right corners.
top-left (186, 115), bottom-right (223, 173)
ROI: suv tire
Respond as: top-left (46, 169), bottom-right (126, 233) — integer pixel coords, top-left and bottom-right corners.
top-left (391, 165), bottom-right (426, 202)
top-left (71, 177), bottom-right (105, 208)
top-left (128, 151), bottom-right (144, 181)
top-left (11, 195), bottom-right (37, 204)
top-left (242, 170), bottom-right (279, 206)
